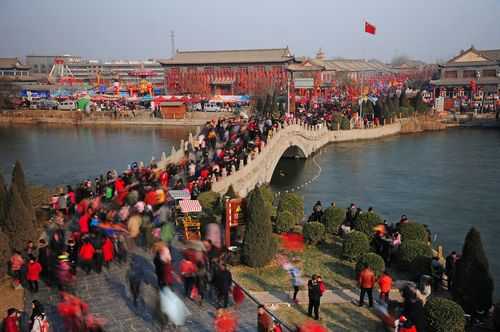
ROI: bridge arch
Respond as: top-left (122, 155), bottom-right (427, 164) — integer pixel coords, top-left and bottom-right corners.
top-left (264, 141), bottom-right (311, 185)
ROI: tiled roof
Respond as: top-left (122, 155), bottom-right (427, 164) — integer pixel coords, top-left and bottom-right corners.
top-left (0, 58), bottom-right (31, 70)
top-left (159, 48), bottom-right (294, 65)
top-left (311, 58), bottom-right (391, 72)
top-left (479, 49), bottom-right (500, 61)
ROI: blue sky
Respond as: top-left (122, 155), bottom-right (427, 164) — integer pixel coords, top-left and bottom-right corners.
top-left (0, 0), bottom-right (499, 63)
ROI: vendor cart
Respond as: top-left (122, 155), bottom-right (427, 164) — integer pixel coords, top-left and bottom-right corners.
top-left (167, 189), bottom-right (192, 224)
top-left (178, 199), bottom-right (202, 241)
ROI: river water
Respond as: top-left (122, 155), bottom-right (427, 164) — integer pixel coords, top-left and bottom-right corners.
top-left (1, 125), bottom-right (499, 296)
top-left (0, 125), bottom-right (195, 187)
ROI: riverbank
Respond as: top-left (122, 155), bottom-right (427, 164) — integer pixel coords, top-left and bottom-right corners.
top-left (0, 109), bottom-right (228, 127)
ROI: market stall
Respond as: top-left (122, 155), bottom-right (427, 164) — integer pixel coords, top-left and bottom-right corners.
top-left (178, 199), bottom-right (202, 241)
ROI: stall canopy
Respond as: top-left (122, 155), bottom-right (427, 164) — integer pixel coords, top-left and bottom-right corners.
top-left (209, 95), bottom-right (250, 104)
top-left (168, 189), bottom-right (191, 200)
top-left (179, 200), bottom-right (202, 213)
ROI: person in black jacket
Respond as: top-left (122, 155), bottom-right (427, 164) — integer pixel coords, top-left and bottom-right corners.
top-left (66, 238), bottom-right (78, 274)
top-left (90, 232), bottom-right (104, 274)
top-left (214, 264), bottom-right (232, 308)
top-left (37, 239), bottom-right (49, 282)
top-left (307, 275), bottom-right (321, 320)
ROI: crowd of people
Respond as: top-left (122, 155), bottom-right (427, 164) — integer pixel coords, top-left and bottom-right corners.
top-left (1, 106), bottom-right (427, 332)
top-left (302, 200), bottom-right (465, 331)
top-left (3, 110), bottom-right (308, 331)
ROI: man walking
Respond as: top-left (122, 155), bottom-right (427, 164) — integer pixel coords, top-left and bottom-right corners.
top-left (307, 275), bottom-right (322, 320)
top-left (214, 264), bottom-right (232, 308)
top-left (358, 264), bottom-right (375, 307)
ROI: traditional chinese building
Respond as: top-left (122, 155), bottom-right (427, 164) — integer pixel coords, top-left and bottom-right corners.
top-left (431, 46), bottom-right (500, 99)
top-left (0, 58), bottom-right (31, 78)
top-left (159, 48), bottom-right (295, 96)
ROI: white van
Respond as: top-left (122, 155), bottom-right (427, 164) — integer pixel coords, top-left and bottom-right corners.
top-left (204, 103), bottom-right (221, 112)
top-left (58, 101), bottom-right (76, 111)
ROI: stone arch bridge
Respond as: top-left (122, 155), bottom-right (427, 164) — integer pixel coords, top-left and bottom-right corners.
top-left (157, 119), bottom-right (402, 197)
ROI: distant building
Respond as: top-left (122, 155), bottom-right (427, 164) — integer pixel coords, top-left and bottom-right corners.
top-left (431, 46), bottom-right (500, 98)
top-left (310, 49), bottom-right (393, 84)
top-left (159, 48), bottom-right (295, 95)
top-left (26, 54), bottom-right (164, 85)
top-left (67, 59), bottom-right (164, 85)
top-left (26, 55), bottom-right (81, 74)
top-left (0, 58), bottom-right (31, 78)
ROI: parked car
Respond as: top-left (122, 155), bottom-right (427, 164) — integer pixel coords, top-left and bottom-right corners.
top-left (38, 99), bottom-right (59, 110)
top-left (204, 103), bottom-right (221, 112)
top-left (58, 101), bottom-right (76, 111)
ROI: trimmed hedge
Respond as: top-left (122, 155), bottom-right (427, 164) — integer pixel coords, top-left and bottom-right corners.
top-left (343, 231), bottom-right (370, 261)
top-left (277, 192), bottom-right (304, 224)
top-left (397, 240), bottom-right (433, 273)
top-left (321, 207), bottom-right (345, 234)
top-left (275, 211), bottom-right (296, 233)
top-left (399, 222), bottom-right (428, 242)
top-left (303, 222), bottom-right (325, 245)
top-left (355, 253), bottom-right (385, 278)
top-left (424, 297), bottom-right (465, 332)
top-left (353, 212), bottom-right (383, 236)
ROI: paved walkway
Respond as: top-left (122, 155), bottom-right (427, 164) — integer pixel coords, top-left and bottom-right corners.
top-left (250, 288), bottom-right (359, 307)
top-left (24, 242), bottom-right (260, 332)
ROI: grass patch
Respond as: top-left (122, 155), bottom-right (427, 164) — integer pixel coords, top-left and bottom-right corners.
top-left (231, 236), bottom-right (358, 292)
top-left (276, 303), bottom-right (385, 332)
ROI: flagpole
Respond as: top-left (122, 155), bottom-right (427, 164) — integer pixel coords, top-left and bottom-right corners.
top-left (361, 18), bottom-right (366, 119)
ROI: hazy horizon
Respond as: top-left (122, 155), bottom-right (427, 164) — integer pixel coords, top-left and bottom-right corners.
top-left (1, 0), bottom-right (499, 63)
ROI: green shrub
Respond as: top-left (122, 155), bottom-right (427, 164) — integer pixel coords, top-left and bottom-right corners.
top-left (242, 186), bottom-right (277, 267)
top-left (399, 222), bottom-right (428, 242)
top-left (277, 192), bottom-right (304, 224)
top-left (353, 212), bottom-right (383, 236)
top-left (331, 114), bottom-right (351, 130)
top-left (424, 297), bottom-right (465, 332)
top-left (321, 207), bottom-right (344, 234)
top-left (453, 228), bottom-right (494, 314)
top-left (343, 231), bottom-right (370, 261)
top-left (303, 222), bottom-right (325, 245)
top-left (197, 191), bottom-right (221, 215)
top-left (355, 253), bottom-right (385, 278)
top-left (397, 240), bottom-right (433, 273)
top-left (275, 211), bottom-right (296, 233)
top-left (259, 184), bottom-right (275, 208)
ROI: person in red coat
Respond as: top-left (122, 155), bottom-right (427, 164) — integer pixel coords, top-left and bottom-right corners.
top-left (358, 264), bottom-right (376, 307)
top-left (26, 256), bottom-right (42, 293)
top-left (378, 271), bottom-right (393, 303)
top-left (78, 208), bottom-right (92, 234)
top-left (102, 237), bottom-right (114, 268)
top-left (2, 308), bottom-right (19, 332)
top-left (79, 239), bottom-right (95, 274)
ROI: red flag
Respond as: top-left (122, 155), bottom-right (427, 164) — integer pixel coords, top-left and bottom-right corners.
top-left (365, 21), bottom-right (376, 35)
